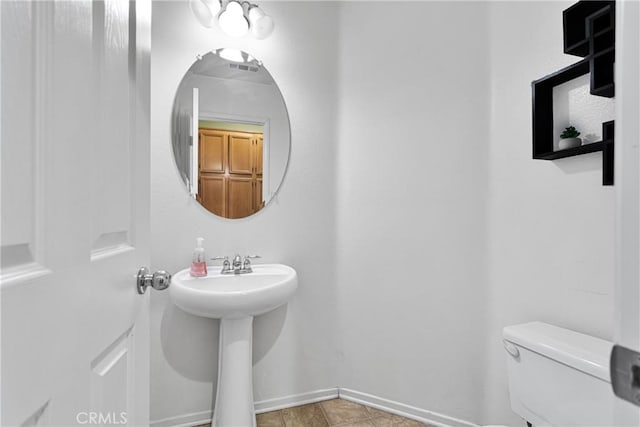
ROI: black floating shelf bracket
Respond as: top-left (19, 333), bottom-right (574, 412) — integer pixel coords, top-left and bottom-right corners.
top-left (602, 120), bottom-right (614, 185)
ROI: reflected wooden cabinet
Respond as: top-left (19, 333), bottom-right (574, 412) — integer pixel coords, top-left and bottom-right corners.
top-left (255, 137), bottom-right (263, 175)
top-left (254, 177), bottom-right (263, 213)
top-left (197, 129), bottom-right (264, 218)
top-left (227, 176), bottom-right (254, 219)
top-left (199, 175), bottom-right (226, 217)
top-left (228, 133), bottom-right (253, 175)
top-left (200, 130), bottom-right (226, 173)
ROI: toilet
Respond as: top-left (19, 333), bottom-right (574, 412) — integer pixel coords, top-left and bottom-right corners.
top-left (503, 321), bottom-right (614, 426)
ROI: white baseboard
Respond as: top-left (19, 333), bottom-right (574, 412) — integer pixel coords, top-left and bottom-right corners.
top-left (150, 409), bottom-right (212, 427)
top-left (339, 388), bottom-right (479, 427)
top-left (151, 387), bottom-right (479, 427)
top-left (254, 388), bottom-right (339, 414)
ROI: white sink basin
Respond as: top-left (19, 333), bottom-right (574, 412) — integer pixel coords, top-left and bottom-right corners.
top-left (170, 263), bottom-right (297, 319)
top-left (168, 263), bottom-right (297, 427)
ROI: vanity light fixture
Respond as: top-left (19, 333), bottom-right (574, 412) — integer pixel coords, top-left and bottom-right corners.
top-left (189, 0), bottom-right (275, 39)
top-left (218, 1), bottom-right (249, 37)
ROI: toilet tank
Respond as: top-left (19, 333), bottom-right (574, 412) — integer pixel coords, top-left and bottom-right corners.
top-left (503, 322), bottom-right (614, 427)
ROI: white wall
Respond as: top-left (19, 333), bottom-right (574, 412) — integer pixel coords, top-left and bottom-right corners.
top-left (335, 1), bottom-right (491, 423)
top-left (484, 2), bottom-right (615, 424)
top-left (150, 1), bottom-right (616, 426)
top-left (150, 1), bottom-right (340, 423)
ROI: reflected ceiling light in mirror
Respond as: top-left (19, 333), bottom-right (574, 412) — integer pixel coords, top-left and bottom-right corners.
top-left (189, 0), bottom-right (274, 39)
top-left (215, 48), bottom-right (259, 65)
top-left (218, 1), bottom-right (249, 37)
top-left (189, 0), bottom-right (221, 28)
top-left (218, 48), bottom-right (244, 63)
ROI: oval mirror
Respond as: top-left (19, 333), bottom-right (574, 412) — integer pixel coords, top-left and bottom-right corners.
top-left (171, 49), bottom-right (291, 219)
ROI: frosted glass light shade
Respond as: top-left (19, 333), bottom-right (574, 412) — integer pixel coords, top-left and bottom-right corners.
top-left (189, 0), bottom-right (215, 28)
top-left (250, 14), bottom-right (274, 39)
top-left (204, 0), bottom-right (221, 15)
top-left (218, 1), bottom-right (249, 37)
top-left (248, 5), bottom-right (274, 39)
top-left (248, 5), bottom-right (265, 24)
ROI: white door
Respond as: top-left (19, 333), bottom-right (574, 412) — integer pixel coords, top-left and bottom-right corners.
top-left (1, 0), bottom-right (152, 426)
top-left (613, 1), bottom-right (640, 425)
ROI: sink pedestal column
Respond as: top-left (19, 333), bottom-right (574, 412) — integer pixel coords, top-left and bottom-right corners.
top-left (213, 316), bottom-right (256, 427)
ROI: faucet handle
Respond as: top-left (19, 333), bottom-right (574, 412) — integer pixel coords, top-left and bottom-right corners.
top-left (243, 254), bottom-right (261, 269)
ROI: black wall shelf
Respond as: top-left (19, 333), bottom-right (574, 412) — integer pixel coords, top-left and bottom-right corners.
top-left (564, 1), bottom-right (614, 57)
top-left (533, 1), bottom-right (615, 186)
top-left (532, 59), bottom-right (590, 158)
top-left (535, 121), bottom-right (614, 186)
top-left (535, 140), bottom-right (607, 161)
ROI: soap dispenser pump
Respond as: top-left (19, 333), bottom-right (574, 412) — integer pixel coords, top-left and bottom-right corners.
top-left (190, 237), bottom-right (208, 277)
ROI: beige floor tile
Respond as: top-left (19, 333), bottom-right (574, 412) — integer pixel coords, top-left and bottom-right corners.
top-left (195, 399), bottom-right (429, 427)
top-left (376, 418), bottom-right (428, 427)
top-left (257, 410), bottom-right (286, 427)
top-left (365, 407), bottom-right (406, 420)
top-left (332, 420), bottom-right (376, 427)
top-left (364, 407), bottom-right (385, 417)
top-left (370, 415), bottom-right (409, 427)
top-left (320, 399), bottom-right (371, 425)
top-left (370, 417), bottom-right (399, 427)
top-left (282, 403), bottom-right (329, 427)
top-left (367, 409), bottom-right (429, 427)
top-left (394, 420), bottom-right (428, 427)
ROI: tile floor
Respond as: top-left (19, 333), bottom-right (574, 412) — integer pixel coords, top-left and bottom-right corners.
top-left (199, 399), bottom-right (433, 427)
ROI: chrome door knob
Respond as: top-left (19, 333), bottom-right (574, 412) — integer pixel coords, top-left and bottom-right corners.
top-left (137, 267), bottom-right (172, 294)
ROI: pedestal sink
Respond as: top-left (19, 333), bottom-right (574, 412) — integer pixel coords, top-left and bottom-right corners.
top-left (170, 264), bottom-right (297, 427)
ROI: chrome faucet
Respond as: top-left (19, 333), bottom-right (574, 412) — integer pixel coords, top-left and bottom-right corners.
top-left (232, 254), bottom-right (243, 272)
top-left (211, 254), bottom-right (261, 274)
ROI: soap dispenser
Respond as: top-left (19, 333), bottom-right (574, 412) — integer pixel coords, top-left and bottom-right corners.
top-left (190, 237), bottom-right (208, 277)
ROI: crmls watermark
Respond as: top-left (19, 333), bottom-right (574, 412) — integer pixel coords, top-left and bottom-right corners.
top-left (76, 412), bottom-right (128, 425)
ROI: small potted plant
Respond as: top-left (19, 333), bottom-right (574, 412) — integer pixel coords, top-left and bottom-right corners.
top-left (559, 126), bottom-right (582, 150)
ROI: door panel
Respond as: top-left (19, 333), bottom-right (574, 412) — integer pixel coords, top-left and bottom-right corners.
top-left (0, 0), bottom-right (48, 281)
top-left (255, 137), bottom-right (263, 175)
top-left (199, 175), bottom-right (227, 217)
top-left (0, 1), bottom-right (151, 426)
top-left (254, 177), bottom-right (264, 212)
top-left (199, 130), bottom-right (226, 174)
top-left (228, 133), bottom-right (253, 175)
top-left (92, 0), bottom-right (133, 254)
top-left (90, 328), bottom-right (133, 422)
top-left (227, 177), bottom-right (254, 219)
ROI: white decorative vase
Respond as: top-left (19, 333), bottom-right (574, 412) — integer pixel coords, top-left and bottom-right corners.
top-left (558, 137), bottom-right (582, 150)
